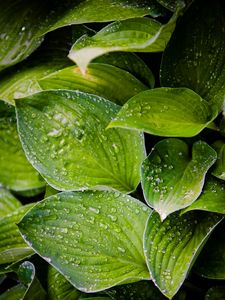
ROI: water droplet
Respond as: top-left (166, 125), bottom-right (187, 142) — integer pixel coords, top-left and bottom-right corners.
top-left (117, 246), bottom-right (126, 253)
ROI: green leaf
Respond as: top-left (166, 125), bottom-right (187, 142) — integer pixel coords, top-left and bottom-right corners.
top-left (48, 266), bottom-right (81, 300)
top-left (18, 191), bottom-right (151, 292)
top-left (160, 0), bottom-right (225, 110)
top-left (68, 8), bottom-right (182, 73)
top-left (39, 63), bottom-right (148, 106)
top-left (0, 101), bottom-right (45, 191)
top-left (144, 211), bottom-right (222, 299)
top-left (108, 88), bottom-right (217, 137)
top-left (206, 286), bottom-right (225, 300)
top-left (156, 0), bottom-right (185, 11)
top-left (141, 139), bottom-right (217, 220)
top-left (0, 205), bottom-right (34, 265)
top-left (0, 26), bottom-right (79, 105)
top-left (0, 189), bottom-right (21, 219)
top-left (211, 141), bottom-right (225, 180)
top-left (0, 0), bottom-right (163, 71)
top-left (0, 284), bottom-right (27, 300)
top-left (182, 177), bottom-right (225, 214)
top-left (16, 90), bottom-right (145, 193)
top-left (194, 221), bottom-right (225, 279)
top-left (94, 52), bottom-right (155, 88)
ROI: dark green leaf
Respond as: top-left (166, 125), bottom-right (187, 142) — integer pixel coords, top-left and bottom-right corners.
top-left (16, 90), bottom-right (145, 193)
top-left (205, 286), bottom-right (225, 300)
top-left (0, 189), bottom-right (21, 219)
top-left (108, 88), bottom-right (217, 137)
top-left (0, 205), bottom-right (34, 265)
top-left (156, 0), bottom-right (185, 11)
top-left (69, 9), bottom-right (182, 73)
top-left (195, 221), bottom-right (225, 279)
top-left (211, 141), bottom-right (225, 180)
top-left (182, 177), bottom-right (225, 214)
top-left (0, 101), bottom-right (45, 191)
top-left (0, 284), bottom-right (26, 300)
top-left (18, 191), bottom-right (151, 292)
top-left (141, 139), bottom-right (217, 220)
top-left (39, 63), bottom-right (148, 105)
top-left (48, 266), bottom-right (81, 300)
top-left (160, 0), bottom-right (225, 110)
top-left (144, 211), bottom-right (222, 299)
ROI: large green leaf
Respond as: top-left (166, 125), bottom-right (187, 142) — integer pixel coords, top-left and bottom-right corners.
top-left (39, 63), bottom-right (148, 105)
top-left (0, 205), bottom-right (34, 265)
top-left (48, 266), bottom-right (81, 300)
top-left (141, 139), bottom-right (217, 220)
top-left (68, 9), bottom-right (182, 73)
top-left (211, 141), bottom-right (225, 180)
top-left (0, 101), bottom-right (45, 191)
top-left (182, 177), bottom-right (225, 214)
top-left (0, 0), bottom-right (163, 71)
top-left (16, 90), bottom-right (145, 193)
top-left (0, 189), bottom-right (21, 219)
top-left (0, 284), bottom-right (26, 300)
top-left (144, 211), bottom-right (222, 299)
top-left (206, 286), bottom-right (225, 300)
top-left (160, 0), bottom-right (225, 110)
top-left (194, 221), bottom-right (225, 279)
top-left (18, 191), bottom-right (151, 292)
top-left (108, 88), bottom-right (217, 137)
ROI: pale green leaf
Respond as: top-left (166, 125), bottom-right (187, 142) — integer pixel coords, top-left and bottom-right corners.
top-left (0, 205), bottom-right (34, 265)
top-left (0, 101), bottom-right (45, 191)
top-left (68, 8), bottom-right (182, 73)
top-left (0, 0), bottom-right (163, 71)
top-left (144, 211), bottom-right (222, 299)
top-left (0, 189), bottom-right (21, 219)
top-left (160, 0), bottom-right (225, 110)
top-left (206, 286), bottom-right (225, 300)
top-left (48, 266), bottom-right (81, 300)
top-left (39, 63), bottom-right (148, 105)
top-left (16, 90), bottom-right (145, 193)
top-left (141, 139), bottom-right (217, 220)
top-left (211, 141), bottom-right (225, 180)
top-left (108, 88), bottom-right (217, 137)
top-left (18, 191), bottom-right (151, 292)
top-left (182, 177), bottom-right (225, 214)
top-left (194, 221), bottom-right (225, 279)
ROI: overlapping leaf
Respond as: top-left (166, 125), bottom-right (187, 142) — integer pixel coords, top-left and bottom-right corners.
top-left (18, 191), bottom-right (151, 292)
top-left (108, 88), bottom-right (217, 137)
top-left (0, 205), bottom-right (34, 266)
top-left (182, 177), bottom-right (225, 214)
top-left (0, 101), bottom-right (45, 192)
top-left (211, 141), bottom-right (225, 180)
top-left (160, 0), bottom-right (225, 110)
top-left (141, 139), bottom-right (217, 220)
top-left (68, 8), bottom-right (182, 73)
top-left (144, 211), bottom-right (222, 299)
top-left (16, 90), bottom-right (145, 193)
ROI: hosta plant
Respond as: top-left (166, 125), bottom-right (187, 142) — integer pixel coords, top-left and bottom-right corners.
top-left (1, 0), bottom-right (225, 299)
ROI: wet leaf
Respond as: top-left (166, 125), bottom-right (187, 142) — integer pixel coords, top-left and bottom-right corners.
top-left (144, 211), bottom-right (222, 299)
top-left (141, 139), bottom-right (217, 220)
top-left (160, 0), bottom-right (225, 110)
top-left (48, 266), bottom-right (81, 300)
top-left (18, 191), bottom-right (151, 292)
top-left (182, 177), bottom-right (225, 214)
top-left (108, 88), bottom-right (217, 137)
top-left (0, 284), bottom-right (26, 300)
top-left (68, 8), bottom-right (182, 73)
top-left (0, 189), bottom-right (21, 219)
top-left (16, 90), bottom-right (145, 193)
top-left (205, 286), bottom-right (225, 300)
top-left (0, 205), bottom-right (34, 265)
top-left (39, 63), bottom-right (148, 105)
top-left (211, 141), bottom-right (225, 180)
top-left (195, 221), bottom-right (225, 279)
top-left (0, 101), bottom-right (45, 192)
top-left (156, 0), bottom-right (185, 11)
top-left (0, 0), bottom-right (162, 71)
